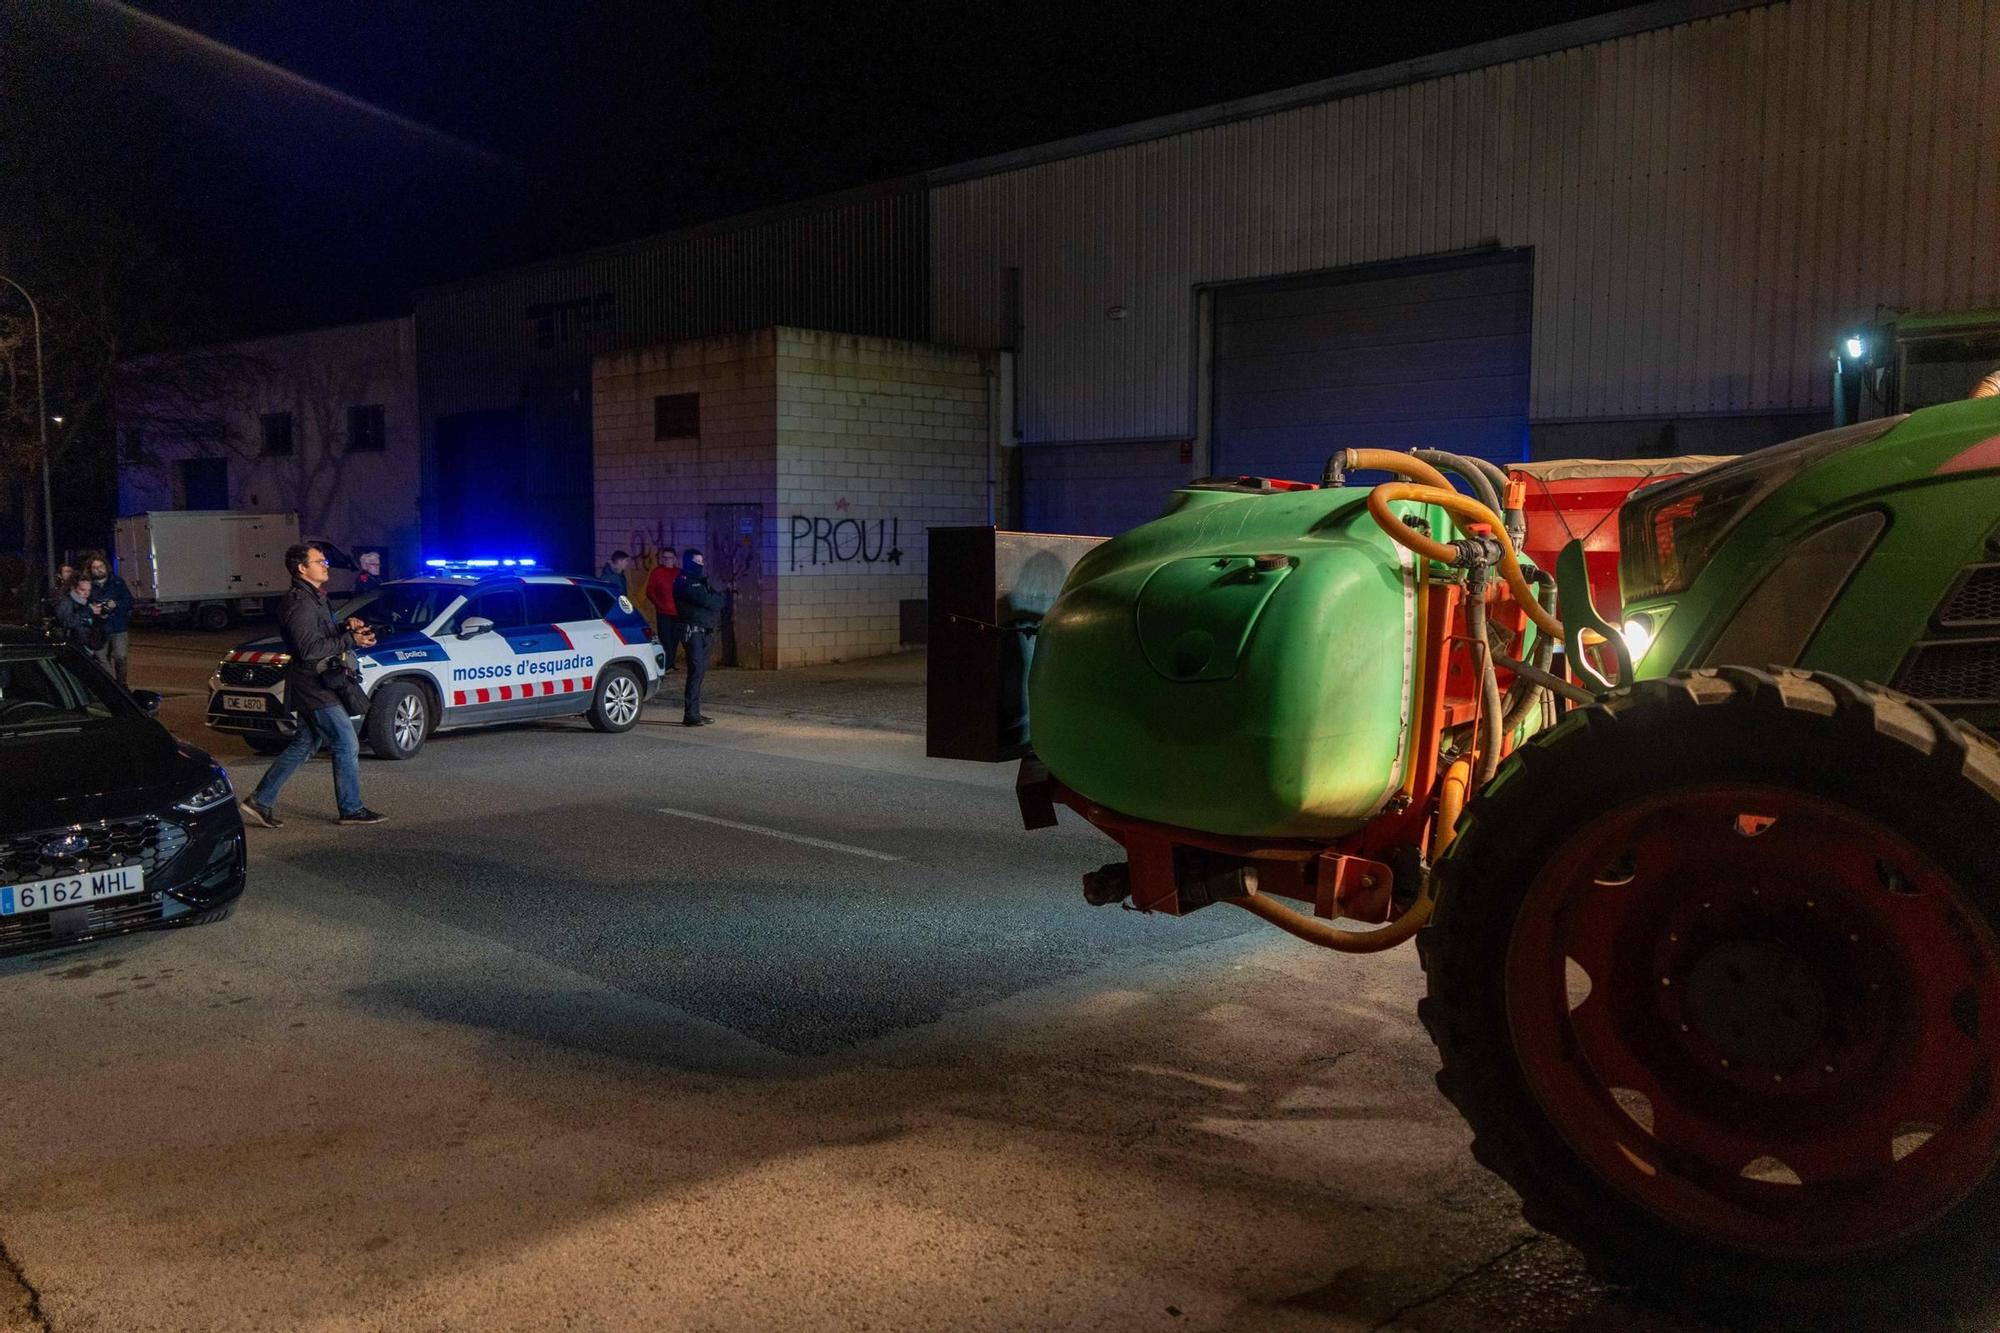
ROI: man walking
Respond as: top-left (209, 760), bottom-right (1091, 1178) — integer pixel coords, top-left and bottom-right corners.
top-left (239, 543), bottom-right (387, 828)
top-left (643, 549), bottom-right (679, 673)
top-left (673, 547), bottom-right (724, 727)
top-left (84, 552), bottom-right (133, 686)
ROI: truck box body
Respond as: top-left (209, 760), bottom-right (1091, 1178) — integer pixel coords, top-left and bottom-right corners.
top-left (114, 511), bottom-right (299, 624)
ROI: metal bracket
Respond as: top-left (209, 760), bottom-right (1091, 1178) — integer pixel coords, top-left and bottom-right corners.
top-left (1555, 538), bottom-right (1632, 693)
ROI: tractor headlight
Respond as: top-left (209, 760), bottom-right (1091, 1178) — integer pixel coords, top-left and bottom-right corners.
top-left (1620, 610), bottom-right (1666, 662)
top-left (1843, 334), bottom-right (1866, 361)
top-left (1619, 417), bottom-right (1903, 601)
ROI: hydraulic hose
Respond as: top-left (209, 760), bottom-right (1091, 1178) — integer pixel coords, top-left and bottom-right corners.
top-left (1500, 576), bottom-right (1562, 732)
top-left (1412, 449), bottom-right (1503, 519)
top-left (1364, 482), bottom-right (1564, 641)
top-left (1466, 576), bottom-right (1506, 784)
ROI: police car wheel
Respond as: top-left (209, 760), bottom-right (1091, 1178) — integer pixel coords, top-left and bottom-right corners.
top-left (588, 666), bottom-right (643, 733)
top-left (365, 681), bottom-right (429, 760)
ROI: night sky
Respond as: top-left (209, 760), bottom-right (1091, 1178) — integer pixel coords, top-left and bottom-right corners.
top-left (3, 0), bottom-right (1633, 348)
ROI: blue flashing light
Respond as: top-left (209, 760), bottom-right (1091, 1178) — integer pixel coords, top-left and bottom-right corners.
top-left (422, 555), bottom-right (540, 572)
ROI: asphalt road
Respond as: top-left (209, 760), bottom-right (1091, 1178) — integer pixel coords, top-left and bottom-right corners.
top-left (0, 630), bottom-right (1715, 1332)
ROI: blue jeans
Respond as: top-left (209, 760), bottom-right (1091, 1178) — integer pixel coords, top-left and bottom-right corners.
top-left (253, 704), bottom-right (364, 815)
top-left (683, 629), bottom-right (711, 721)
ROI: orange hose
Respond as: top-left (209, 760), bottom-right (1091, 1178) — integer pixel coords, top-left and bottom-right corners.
top-left (1342, 448), bottom-right (1452, 491)
top-left (1365, 482), bottom-right (1564, 641)
top-left (1435, 757), bottom-right (1473, 855)
top-left (1226, 886), bottom-right (1432, 953)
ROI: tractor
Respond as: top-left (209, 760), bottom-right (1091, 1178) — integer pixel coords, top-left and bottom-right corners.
top-left (928, 391), bottom-right (2000, 1319)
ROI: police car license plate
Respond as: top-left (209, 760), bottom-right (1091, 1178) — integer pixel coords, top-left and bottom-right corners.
top-left (0, 866), bottom-right (144, 916)
top-left (222, 694), bottom-right (268, 713)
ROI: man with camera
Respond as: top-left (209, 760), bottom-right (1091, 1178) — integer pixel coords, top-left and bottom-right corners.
top-left (239, 543), bottom-right (387, 828)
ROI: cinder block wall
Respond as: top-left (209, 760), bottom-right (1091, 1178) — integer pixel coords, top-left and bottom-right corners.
top-left (774, 328), bottom-right (991, 667)
top-left (592, 331), bottom-right (779, 663)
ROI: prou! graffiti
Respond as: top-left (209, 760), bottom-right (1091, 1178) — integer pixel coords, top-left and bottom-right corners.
top-left (788, 515), bottom-right (903, 571)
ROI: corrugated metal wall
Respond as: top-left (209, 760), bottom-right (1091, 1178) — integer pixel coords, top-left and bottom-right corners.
top-left (932, 0), bottom-right (2000, 444)
top-left (412, 182), bottom-right (929, 569)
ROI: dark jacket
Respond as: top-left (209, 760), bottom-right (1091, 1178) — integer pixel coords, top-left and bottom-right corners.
top-left (276, 577), bottom-right (358, 713)
top-left (94, 572), bottom-right (134, 633)
top-left (673, 570), bottom-right (725, 630)
top-left (55, 594), bottom-right (107, 653)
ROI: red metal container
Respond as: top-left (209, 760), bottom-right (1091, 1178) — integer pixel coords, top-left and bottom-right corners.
top-left (1510, 456), bottom-right (1729, 618)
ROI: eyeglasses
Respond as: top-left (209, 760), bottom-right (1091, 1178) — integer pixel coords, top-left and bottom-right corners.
top-left (305, 558), bottom-right (329, 568)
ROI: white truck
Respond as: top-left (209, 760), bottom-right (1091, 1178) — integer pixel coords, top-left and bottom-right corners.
top-left (113, 511), bottom-right (307, 631)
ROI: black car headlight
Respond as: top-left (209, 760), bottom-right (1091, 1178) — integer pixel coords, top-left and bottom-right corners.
top-left (1619, 416), bottom-right (1905, 601)
top-left (173, 767), bottom-right (235, 814)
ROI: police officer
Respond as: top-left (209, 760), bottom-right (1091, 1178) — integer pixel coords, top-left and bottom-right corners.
top-left (239, 543), bottom-right (387, 827)
top-left (673, 547), bottom-right (724, 726)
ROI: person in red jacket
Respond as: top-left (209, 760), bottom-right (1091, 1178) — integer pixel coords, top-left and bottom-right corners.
top-left (643, 549), bottom-right (680, 672)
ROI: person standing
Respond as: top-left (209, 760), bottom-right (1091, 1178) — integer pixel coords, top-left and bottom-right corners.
top-left (353, 549), bottom-right (384, 594)
top-left (84, 552), bottom-right (133, 686)
top-left (673, 547), bottom-right (724, 727)
top-left (643, 549), bottom-right (680, 673)
top-left (239, 544), bottom-right (387, 828)
top-left (54, 573), bottom-right (112, 671)
top-left (600, 549), bottom-right (632, 585)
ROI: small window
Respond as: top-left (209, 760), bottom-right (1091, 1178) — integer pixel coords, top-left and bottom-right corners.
top-left (457, 587), bottom-right (526, 632)
top-left (654, 393), bottom-right (700, 440)
top-left (346, 404), bottom-right (387, 453)
top-left (260, 412), bottom-right (293, 457)
top-left (524, 583), bottom-right (596, 626)
top-left (120, 426), bottom-right (147, 463)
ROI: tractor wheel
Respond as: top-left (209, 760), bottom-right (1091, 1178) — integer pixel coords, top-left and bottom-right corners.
top-left (1419, 668), bottom-right (2000, 1321)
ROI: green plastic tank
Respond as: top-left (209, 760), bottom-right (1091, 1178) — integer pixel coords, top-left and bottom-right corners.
top-left (1027, 485), bottom-right (1430, 840)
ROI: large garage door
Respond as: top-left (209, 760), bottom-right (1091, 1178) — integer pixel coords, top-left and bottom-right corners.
top-left (1211, 250), bottom-right (1532, 483)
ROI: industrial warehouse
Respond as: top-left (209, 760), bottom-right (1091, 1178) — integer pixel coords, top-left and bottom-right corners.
top-left (119, 0), bottom-right (1999, 664)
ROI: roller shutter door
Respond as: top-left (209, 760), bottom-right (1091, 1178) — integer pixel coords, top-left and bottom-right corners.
top-left (1211, 250), bottom-right (1532, 483)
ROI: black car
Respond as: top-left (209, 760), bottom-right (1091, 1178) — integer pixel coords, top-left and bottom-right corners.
top-left (0, 627), bottom-right (245, 957)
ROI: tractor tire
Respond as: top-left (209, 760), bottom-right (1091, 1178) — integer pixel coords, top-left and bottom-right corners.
top-left (587, 665), bottom-right (643, 733)
top-left (1419, 667), bottom-right (2000, 1323)
top-left (364, 680), bottom-right (429, 760)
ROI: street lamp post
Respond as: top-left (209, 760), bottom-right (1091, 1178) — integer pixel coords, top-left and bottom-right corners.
top-left (0, 272), bottom-right (56, 586)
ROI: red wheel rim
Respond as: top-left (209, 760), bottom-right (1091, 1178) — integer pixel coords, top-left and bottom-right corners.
top-left (1506, 782), bottom-right (2000, 1256)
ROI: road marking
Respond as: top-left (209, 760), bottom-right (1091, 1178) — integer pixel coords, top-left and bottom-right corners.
top-left (655, 807), bottom-right (902, 862)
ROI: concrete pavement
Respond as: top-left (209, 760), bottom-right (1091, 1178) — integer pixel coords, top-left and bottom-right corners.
top-left (0, 630), bottom-right (1711, 1332)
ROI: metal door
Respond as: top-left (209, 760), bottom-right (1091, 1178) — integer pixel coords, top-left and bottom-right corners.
top-left (704, 503), bottom-right (763, 668)
top-left (1211, 250), bottom-right (1533, 480)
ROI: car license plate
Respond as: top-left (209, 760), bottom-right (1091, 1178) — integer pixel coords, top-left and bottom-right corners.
top-left (223, 694), bottom-right (268, 713)
top-left (0, 865), bottom-right (145, 917)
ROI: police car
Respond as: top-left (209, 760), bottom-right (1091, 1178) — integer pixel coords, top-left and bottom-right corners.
top-left (205, 560), bottom-right (668, 759)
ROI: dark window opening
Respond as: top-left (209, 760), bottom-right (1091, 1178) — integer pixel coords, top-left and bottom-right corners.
top-left (456, 588), bottom-right (527, 632)
top-left (654, 393), bottom-right (700, 440)
top-left (347, 403), bottom-right (387, 453)
top-left (524, 583), bottom-right (595, 625)
top-left (260, 412), bottom-right (293, 457)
